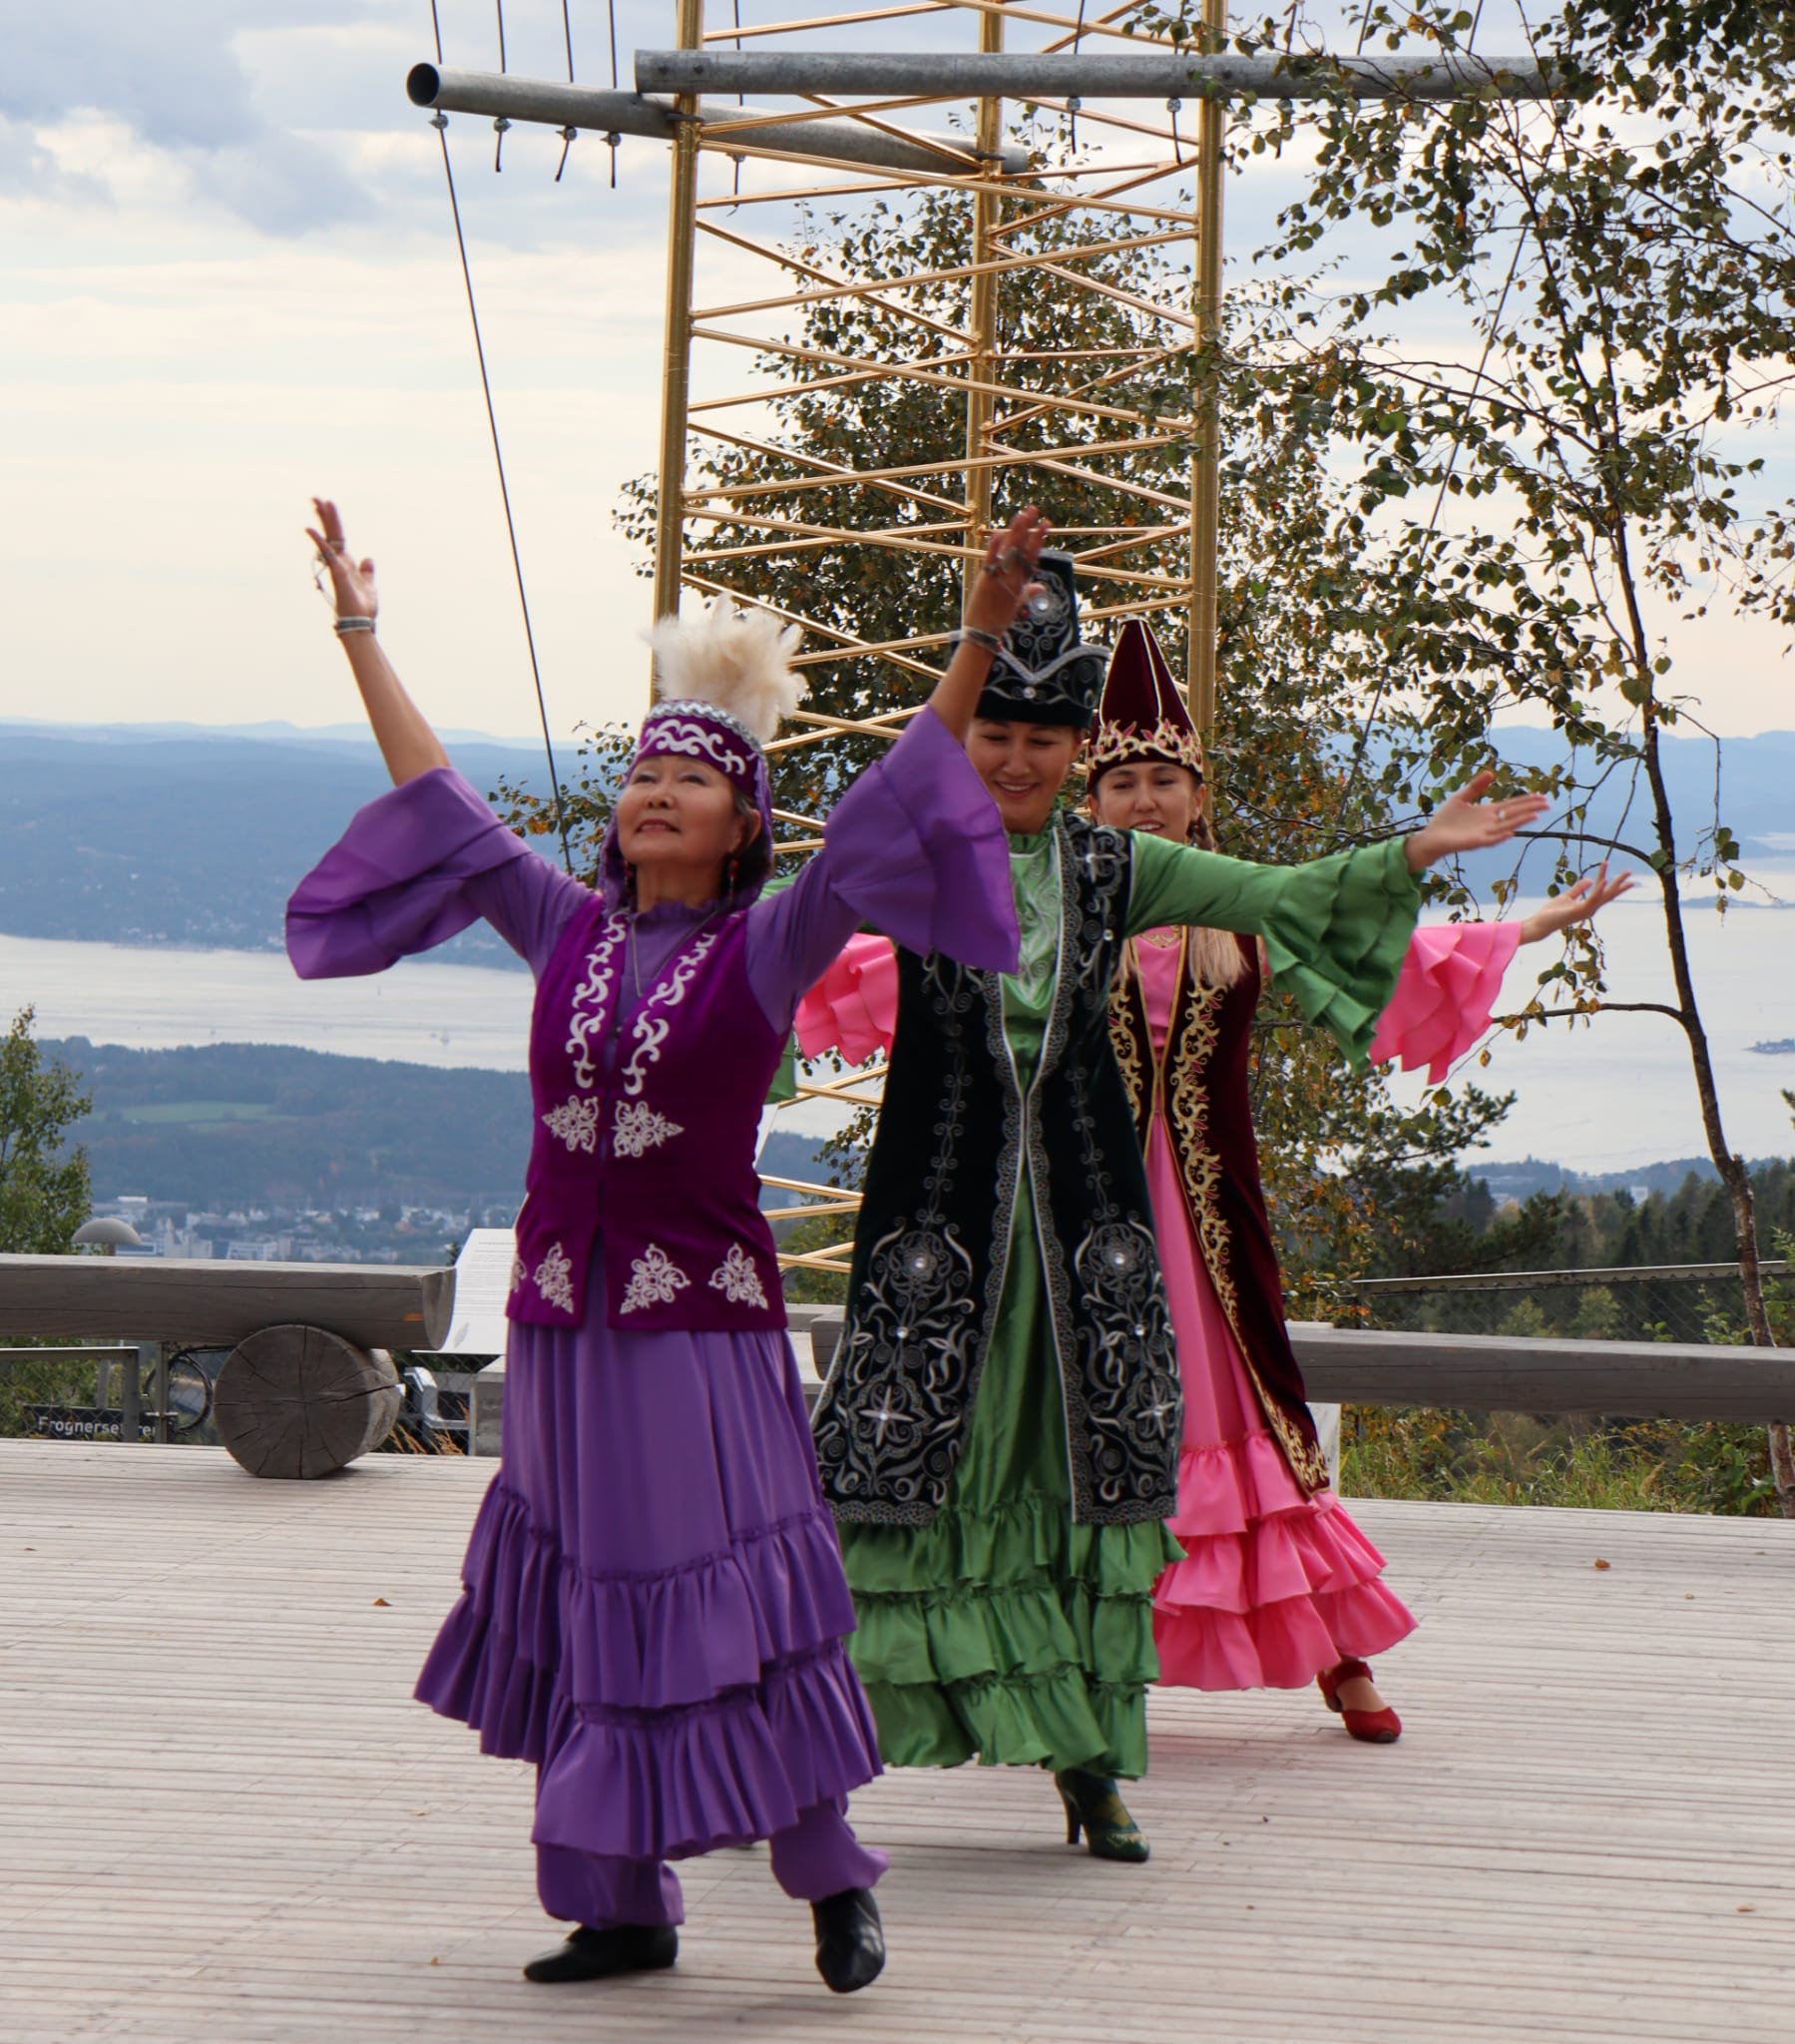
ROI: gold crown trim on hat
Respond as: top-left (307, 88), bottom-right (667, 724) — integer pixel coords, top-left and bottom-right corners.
top-left (1087, 717), bottom-right (1205, 781)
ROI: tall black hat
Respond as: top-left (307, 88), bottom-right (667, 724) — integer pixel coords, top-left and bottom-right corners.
top-left (974, 549), bottom-right (1109, 731)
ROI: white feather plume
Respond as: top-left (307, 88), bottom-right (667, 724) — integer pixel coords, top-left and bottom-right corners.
top-left (647, 597), bottom-right (806, 745)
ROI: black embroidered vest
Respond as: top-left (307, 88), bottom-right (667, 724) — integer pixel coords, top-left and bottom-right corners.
top-left (812, 813), bottom-right (1182, 1529)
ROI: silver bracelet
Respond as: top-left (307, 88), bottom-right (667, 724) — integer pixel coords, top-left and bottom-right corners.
top-left (333, 616), bottom-right (376, 637)
top-left (955, 626), bottom-right (1002, 654)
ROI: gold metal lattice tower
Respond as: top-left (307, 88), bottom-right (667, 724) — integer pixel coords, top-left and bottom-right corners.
top-left (408, 8), bottom-right (1554, 1283)
top-left (644, 0), bottom-right (1227, 1279)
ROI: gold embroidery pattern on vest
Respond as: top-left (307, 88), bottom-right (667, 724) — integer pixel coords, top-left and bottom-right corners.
top-left (1154, 970), bottom-right (1329, 1497)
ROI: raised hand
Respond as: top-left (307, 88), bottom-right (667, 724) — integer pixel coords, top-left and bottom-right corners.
top-left (305, 497), bottom-right (378, 621)
top-left (1519, 863), bottom-right (1635, 944)
top-left (964, 505), bottom-right (1052, 644)
top-left (1404, 769), bottom-right (1551, 872)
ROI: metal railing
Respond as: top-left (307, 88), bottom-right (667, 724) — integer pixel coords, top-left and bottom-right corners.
top-left (1343, 1263), bottom-right (1789, 1349)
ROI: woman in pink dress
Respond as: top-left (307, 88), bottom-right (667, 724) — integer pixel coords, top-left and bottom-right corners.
top-left (1084, 619), bottom-right (1629, 1739)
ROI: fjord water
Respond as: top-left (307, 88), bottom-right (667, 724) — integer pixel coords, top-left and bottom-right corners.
top-left (7, 876), bottom-right (1795, 1172)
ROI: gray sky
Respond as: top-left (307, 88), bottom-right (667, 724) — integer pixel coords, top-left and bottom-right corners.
top-left (2, 1), bottom-right (1789, 747)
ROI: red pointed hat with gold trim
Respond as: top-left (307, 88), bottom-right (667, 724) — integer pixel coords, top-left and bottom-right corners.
top-left (1088, 617), bottom-right (1205, 785)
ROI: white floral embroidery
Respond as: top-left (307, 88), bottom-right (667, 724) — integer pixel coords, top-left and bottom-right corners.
top-left (707, 1243), bottom-right (769, 1309)
top-left (620, 1243), bottom-right (690, 1314)
top-left (542, 1095), bottom-right (603, 1154)
top-left (566, 912), bottom-right (630, 1091)
top-left (621, 924), bottom-right (724, 1097)
top-left (509, 1255), bottom-right (527, 1293)
top-left (533, 1242), bottom-right (576, 1314)
top-left (641, 710), bottom-right (758, 779)
top-left (613, 1099), bottom-right (684, 1159)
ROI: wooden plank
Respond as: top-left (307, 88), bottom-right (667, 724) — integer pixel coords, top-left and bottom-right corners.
top-left (0, 1255), bottom-right (455, 1349)
top-left (800, 1314), bottom-right (1795, 1419)
top-left (1, 1442), bottom-right (1792, 2043)
top-left (1289, 1323), bottom-right (1795, 1419)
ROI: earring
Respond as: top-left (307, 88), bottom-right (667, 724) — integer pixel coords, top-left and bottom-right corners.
top-left (725, 853), bottom-right (741, 898)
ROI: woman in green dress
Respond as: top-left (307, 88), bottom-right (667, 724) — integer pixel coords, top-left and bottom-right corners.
top-left (808, 549), bottom-right (1547, 1860)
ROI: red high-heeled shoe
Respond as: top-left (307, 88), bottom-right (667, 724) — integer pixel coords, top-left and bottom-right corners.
top-left (1317, 1657), bottom-right (1402, 1744)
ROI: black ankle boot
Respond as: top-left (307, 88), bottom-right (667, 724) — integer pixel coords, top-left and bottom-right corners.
top-left (810, 1886), bottom-right (885, 1993)
top-left (522, 1922), bottom-right (678, 1983)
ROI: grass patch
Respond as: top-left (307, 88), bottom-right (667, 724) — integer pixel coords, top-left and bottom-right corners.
top-left (1341, 1407), bottom-right (1779, 1515)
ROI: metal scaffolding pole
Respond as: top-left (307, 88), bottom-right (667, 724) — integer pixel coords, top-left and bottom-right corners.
top-left (636, 49), bottom-right (1561, 101)
top-left (406, 64), bottom-right (1032, 177)
top-left (962, 3), bottom-right (1009, 603)
top-left (1189, 0), bottom-right (1226, 735)
top-left (653, 0), bottom-right (706, 632)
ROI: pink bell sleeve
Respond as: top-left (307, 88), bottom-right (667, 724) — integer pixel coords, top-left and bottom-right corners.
top-left (1368, 922), bottom-right (1523, 1083)
top-left (794, 932), bottom-right (899, 1063)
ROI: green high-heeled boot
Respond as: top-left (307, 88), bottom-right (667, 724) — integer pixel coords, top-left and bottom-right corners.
top-left (1053, 1768), bottom-right (1150, 1863)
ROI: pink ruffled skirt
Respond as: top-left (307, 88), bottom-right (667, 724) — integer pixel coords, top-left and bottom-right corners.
top-left (415, 1253), bottom-right (882, 1863)
top-left (1145, 1124), bottom-right (1416, 1691)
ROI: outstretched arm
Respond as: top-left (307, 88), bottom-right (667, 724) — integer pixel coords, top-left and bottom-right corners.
top-left (1401, 770), bottom-right (1550, 872)
top-left (1519, 863), bottom-right (1634, 942)
top-left (923, 506), bottom-right (1052, 742)
top-left (305, 498), bottom-right (449, 786)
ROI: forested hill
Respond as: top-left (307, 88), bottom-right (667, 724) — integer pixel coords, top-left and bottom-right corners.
top-left (6, 721), bottom-right (1795, 964)
top-left (0, 725), bottom-right (561, 969)
top-left (53, 1037), bottom-right (833, 1217)
top-left (62, 1038), bottom-right (533, 1211)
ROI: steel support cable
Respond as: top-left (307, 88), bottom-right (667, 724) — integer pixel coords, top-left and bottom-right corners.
top-left (424, 10), bottom-right (574, 872)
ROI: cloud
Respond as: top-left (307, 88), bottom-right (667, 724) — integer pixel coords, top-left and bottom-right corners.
top-left (1, 5), bottom-right (378, 231)
top-left (0, 114), bottom-right (108, 206)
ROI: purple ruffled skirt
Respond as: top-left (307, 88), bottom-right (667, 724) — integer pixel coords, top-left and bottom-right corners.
top-left (416, 1257), bottom-right (883, 1865)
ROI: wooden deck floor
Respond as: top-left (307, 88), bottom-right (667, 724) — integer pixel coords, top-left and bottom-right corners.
top-left (2, 1441), bottom-right (1791, 2044)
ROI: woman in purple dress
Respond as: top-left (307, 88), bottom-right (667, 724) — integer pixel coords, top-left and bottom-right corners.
top-left (286, 497), bottom-right (1043, 1993)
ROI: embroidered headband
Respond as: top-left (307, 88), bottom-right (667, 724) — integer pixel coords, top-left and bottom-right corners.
top-left (602, 598), bottom-right (806, 905)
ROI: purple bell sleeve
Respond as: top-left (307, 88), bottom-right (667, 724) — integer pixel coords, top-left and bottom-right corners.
top-left (745, 704), bottom-right (1019, 1027)
top-left (285, 766), bottom-right (588, 980)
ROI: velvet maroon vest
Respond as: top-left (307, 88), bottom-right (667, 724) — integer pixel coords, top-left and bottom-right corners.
top-left (507, 895), bottom-right (785, 1333)
top-left (1109, 932), bottom-right (1328, 1493)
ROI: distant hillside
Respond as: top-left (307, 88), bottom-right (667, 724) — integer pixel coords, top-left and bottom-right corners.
top-left (57, 1038), bottom-right (533, 1210)
top-left (4, 720), bottom-right (1793, 963)
top-left (0, 727), bottom-right (561, 969)
top-left (54, 1037), bottom-right (836, 1217)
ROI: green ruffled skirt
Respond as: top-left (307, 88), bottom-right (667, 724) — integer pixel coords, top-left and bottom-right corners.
top-left (837, 1181), bottom-right (1180, 1778)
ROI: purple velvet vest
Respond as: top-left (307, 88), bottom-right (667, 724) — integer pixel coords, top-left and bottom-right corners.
top-left (506, 895), bottom-right (786, 1333)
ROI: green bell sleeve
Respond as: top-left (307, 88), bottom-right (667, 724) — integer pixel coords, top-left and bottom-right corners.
top-left (1124, 830), bottom-right (1420, 1067)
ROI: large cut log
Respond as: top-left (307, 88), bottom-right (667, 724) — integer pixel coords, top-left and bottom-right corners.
top-left (214, 1324), bottom-right (402, 1479)
top-left (0, 1256), bottom-right (454, 1350)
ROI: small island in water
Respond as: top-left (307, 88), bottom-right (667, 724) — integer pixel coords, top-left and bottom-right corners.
top-left (1748, 1039), bottom-right (1795, 1055)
